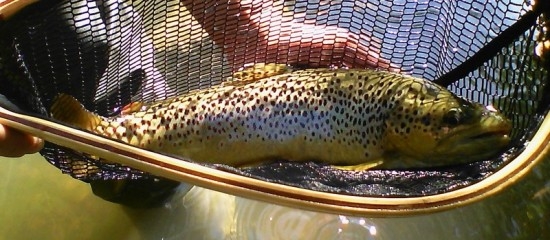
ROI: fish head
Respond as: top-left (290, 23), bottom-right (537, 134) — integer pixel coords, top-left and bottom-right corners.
top-left (383, 80), bottom-right (512, 168)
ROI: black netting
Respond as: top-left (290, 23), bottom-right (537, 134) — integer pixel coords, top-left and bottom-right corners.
top-left (0, 0), bottom-right (549, 206)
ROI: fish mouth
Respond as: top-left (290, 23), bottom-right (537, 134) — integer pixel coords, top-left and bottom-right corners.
top-left (465, 128), bottom-right (510, 141)
top-left (456, 113), bottom-right (512, 145)
top-left (456, 124), bottom-right (511, 146)
top-left (437, 122), bottom-right (512, 160)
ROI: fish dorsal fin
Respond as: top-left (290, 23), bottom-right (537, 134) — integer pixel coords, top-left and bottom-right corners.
top-left (50, 94), bottom-right (102, 131)
top-left (223, 63), bottom-right (293, 86)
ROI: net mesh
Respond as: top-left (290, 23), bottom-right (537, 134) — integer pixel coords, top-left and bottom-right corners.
top-left (0, 0), bottom-right (549, 206)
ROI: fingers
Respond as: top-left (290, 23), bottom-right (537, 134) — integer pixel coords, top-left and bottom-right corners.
top-left (0, 124), bottom-right (44, 158)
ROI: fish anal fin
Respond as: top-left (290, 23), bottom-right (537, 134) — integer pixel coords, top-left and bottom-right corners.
top-left (223, 63), bottom-right (293, 86)
top-left (332, 160), bottom-right (384, 171)
top-left (50, 94), bottom-right (102, 131)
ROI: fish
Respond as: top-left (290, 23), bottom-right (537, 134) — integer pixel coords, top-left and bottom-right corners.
top-left (50, 63), bottom-right (512, 170)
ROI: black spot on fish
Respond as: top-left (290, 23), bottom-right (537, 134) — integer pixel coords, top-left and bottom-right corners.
top-left (421, 116), bottom-right (431, 126)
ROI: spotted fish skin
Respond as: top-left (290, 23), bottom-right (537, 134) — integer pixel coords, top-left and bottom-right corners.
top-left (51, 64), bottom-right (511, 170)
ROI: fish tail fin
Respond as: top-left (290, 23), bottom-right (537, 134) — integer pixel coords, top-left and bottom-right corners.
top-left (50, 94), bottom-right (102, 131)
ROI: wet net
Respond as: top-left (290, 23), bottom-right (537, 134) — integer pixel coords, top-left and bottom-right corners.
top-left (0, 0), bottom-right (549, 207)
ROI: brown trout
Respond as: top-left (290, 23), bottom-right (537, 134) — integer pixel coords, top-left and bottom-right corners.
top-left (50, 63), bottom-right (511, 170)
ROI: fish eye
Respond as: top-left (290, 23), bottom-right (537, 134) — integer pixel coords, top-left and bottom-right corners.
top-left (443, 109), bottom-right (462, 126)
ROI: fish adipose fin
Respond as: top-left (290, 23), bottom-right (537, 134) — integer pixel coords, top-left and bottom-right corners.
top-left (332, 160), bottom-right (384, 171)
top-left (223, 63), bottom-right (293, 86)
top-left (50, 94), bottom-right (102, 131)
top-left (120, 102), bottom-right (144, 115)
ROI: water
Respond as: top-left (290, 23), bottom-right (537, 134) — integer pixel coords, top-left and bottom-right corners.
top-left (1, 151), bottom-right (549, 239)
top-left (0, 154), bottom-right (141, 239)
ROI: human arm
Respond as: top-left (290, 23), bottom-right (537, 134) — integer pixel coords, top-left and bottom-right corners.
top-left (180, 0), bottom-right (393, 70)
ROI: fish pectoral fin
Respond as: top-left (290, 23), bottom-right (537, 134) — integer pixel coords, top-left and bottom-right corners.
top-left (332, 160), bottom-right (384, 171)
top-left (223, 63), bottom-right (293, 86)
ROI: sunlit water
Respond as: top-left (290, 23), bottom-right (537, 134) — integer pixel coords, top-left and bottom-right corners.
top-left (1, 152), bottom-right (549, 239)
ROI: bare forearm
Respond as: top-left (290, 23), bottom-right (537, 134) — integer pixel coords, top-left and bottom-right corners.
top-left (180, 0), bottom-right (392, 70)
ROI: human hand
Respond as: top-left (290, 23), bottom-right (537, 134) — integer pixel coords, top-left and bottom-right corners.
top-left (0, 124), bottom-right (43, 157)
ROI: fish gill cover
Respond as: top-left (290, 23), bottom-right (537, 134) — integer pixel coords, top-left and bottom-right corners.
top-left (0, 0), bottom-right (548, 206)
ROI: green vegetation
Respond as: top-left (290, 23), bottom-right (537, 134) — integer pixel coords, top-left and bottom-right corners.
top-left (487, 31), bottom-right (548, 139)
